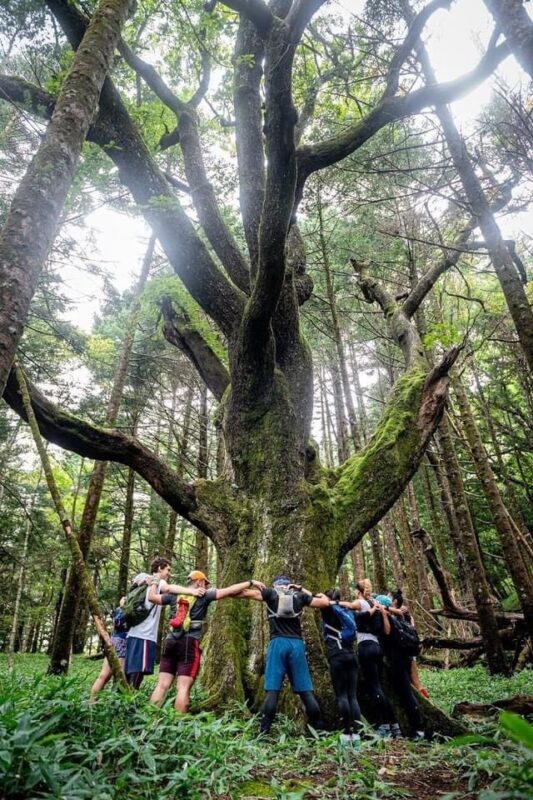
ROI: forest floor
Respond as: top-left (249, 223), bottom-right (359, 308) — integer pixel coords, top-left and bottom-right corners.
top-left (0, 654), bottom-right (532, 799)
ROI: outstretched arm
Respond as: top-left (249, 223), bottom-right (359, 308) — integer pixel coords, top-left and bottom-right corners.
top-left (148, 583), bottom-right (206, 604)
top-left (233, 588), bottom-right (264, 601)
top-left (214, 579), bottom-right (265, 600)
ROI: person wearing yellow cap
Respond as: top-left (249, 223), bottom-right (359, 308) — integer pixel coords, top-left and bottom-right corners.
top-left (150, 570), bottom-right (265, 712)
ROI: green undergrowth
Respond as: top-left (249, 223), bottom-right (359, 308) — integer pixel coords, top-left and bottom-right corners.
top-left (422, 664), bottom-right (533, 714)
top-left (0, 655), bottom-right (532, 799)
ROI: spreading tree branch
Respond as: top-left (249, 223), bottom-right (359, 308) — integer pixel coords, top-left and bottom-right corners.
top-left (219, 0), bottom-right (274, 35)
top-left (161, 298), bottom-right (230, 401)
top-left (3, 369), bottom-right (230, 546)
top-left (119, 39), bottom-right (250, 293)
top-left (233, 18), bottom-right (265, 276)
top-left (383, 0), bottom-right (452, 98)
top-left (43, 0), bottom-right (245, 338)
top-left (296, 40), bottom-right (509, 199)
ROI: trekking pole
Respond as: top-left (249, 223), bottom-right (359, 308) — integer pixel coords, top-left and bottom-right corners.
top-left (14, 363), bottom-right (128, 689)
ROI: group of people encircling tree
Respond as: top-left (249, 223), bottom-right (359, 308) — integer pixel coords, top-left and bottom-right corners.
top-left (91, 558), bottom-right (428, 744)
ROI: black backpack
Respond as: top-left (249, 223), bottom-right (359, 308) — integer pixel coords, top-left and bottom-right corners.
top-left (122, 583), bottom-right (152, 628)
top-left (389, 616), bottom-right (421, 657)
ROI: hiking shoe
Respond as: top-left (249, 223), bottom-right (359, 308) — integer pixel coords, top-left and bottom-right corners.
top-left (376, 724), bottom-right (392, 739)
top-left (411, 730), bottom-right (425, 741)
top-left (391, 723), bottom-right (402, 739)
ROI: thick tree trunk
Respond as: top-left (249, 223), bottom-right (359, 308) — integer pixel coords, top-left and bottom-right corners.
top-left (0, 0), bottom-right (132, 396)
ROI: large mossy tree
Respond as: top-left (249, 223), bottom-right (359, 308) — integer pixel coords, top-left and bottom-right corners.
top-left (0, 0), bottom-right (515, 709)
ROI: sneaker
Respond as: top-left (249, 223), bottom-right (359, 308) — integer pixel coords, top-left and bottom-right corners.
top-left (411, 730), bottom-right (425, 741)
top-left (390, 723), bottom-right (402, 739)
top-left (376, 724), bottom-right (392, 739)
top-left (339, 733), bottom-right (352, 747)
top-left (351, 734), bottom-right (361, 749)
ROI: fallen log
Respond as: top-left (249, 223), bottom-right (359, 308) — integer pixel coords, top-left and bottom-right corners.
top-left (423, 628), bottom-right (518, 650)
top-left (453, 695), bottom-right (533, 718)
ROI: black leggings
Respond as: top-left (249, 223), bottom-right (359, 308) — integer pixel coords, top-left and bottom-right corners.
top-left (328, 649), bottom-right (362, 735)
top-left (387, 651), bottom-right (423, 731)
top-left (126, 671), bottom-right (144, 690)
top-left (260, 690), bottom-right (322, 733)
top-left (357, 639), bottom-right (395, 725)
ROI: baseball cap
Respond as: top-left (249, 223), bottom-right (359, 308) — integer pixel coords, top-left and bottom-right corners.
top-left (187, 570), bottom-right (211, 585)
top-left (374, 594), bottom-right (392, 607)
top-left (273, 575), bottom-right (291, 586)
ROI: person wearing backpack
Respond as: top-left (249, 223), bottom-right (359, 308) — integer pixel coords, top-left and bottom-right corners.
top-left (90, 597), bottom-right (129, 701)
top-left (238, 575), bottom-right (330, 735)
top-left (340, 581), bottom-right (397, 738)
top-left (150, 570), bottom-right (266, 713)
top-left (378, 590), bottom-right (425, 740)
top-left (321, 588), bottom-right (362, 747)
top-left (125, 559), bottom-right (205, 689)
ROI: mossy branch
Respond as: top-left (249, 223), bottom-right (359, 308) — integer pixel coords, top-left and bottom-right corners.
top-left (333, 351), bottom-right (458, 560)
top-left (14, 363), bottom-right (127, 688)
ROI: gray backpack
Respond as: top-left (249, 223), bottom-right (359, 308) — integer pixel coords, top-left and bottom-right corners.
top-left (267, 588), bottom-right (302, 619)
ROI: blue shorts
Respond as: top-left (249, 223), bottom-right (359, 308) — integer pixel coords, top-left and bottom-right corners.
top-left (264, 637), bottom-right (314, 693)
top-left (125, 637), bottom-right (156, 676)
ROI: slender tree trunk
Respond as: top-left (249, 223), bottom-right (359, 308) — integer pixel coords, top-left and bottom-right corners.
top-left (452, 376), bottom-right (533, 640)
top-left (117, 467), bottom-right (135, 601)
top-left (393, 498), bottom-right (421, 605)
top-left (471, 361), bottom-right (533, 558)
top-left (317, 188), bottom-right (361, 449)
top-left (382, 514), bottom-right (405, 591)
top-left (0, 0), bottom-right (133, 396)
top-left (330, 358), bottom-right (350, 463)
top-left (15, 364), bottom-right (127, 686)
top-left (416, 37), bottom-right (533, 372)
top-left (195, 383), bottom-right (209, 573)
top-left (407, 482), bottom-right (433, 613)
top-left (369, 527), bottom-right (387, 592)
top-left (49, 237), bottom-right (153, 674)
top-left (437, 414), bottom-right (508, 673)
top-left (8, 514), bottom-right (32, 669)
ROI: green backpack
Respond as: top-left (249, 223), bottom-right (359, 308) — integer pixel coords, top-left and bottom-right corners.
top-left (122, 583), bottom-right (151, 628)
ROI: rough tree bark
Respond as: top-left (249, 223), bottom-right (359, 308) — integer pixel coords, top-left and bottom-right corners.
top-left (0, 0), bottom-right (134, 396)
top-left (0, 0), bottom-right (508, 725)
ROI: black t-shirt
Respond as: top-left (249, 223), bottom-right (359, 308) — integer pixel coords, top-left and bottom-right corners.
top-left (261, 587), bottom-right (312, 639)
top-left (321, 605), bottom-right (355, 656)
top-left (166, 587), bottom-right (217, 642)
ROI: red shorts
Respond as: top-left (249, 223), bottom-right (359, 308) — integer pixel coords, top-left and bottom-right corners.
top-left (160, 635), bottom-right (201, 679)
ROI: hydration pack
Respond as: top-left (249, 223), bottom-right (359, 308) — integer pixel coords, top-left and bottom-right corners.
top-left (122, 583), bottom-right (151, 628)
top-left (169, 595), bottom-right (198, 638)
top-left (323, 604), bottom-right (357, 647)
top-left (390, 616), bottom-right (421, 657)
top-left (268, 587), bottom-right (302, 619)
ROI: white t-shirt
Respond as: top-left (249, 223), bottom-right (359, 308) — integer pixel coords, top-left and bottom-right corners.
top-left (126, 579), bottom-right (167, 643)
top-left (356, 597), bottom-right (379, 645)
